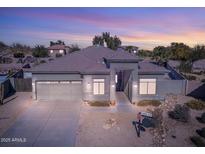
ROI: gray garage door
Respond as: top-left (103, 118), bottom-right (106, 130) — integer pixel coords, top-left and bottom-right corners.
top-left (36, 81), bottom-right (82, 101)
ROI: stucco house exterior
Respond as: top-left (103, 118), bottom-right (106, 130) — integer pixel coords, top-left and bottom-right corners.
top-left (48, 44), bottom-right (70, 56)
top-left (192, 59), bottom-right (205, 73)
top-left (30, 46), bottom-right (187, 104)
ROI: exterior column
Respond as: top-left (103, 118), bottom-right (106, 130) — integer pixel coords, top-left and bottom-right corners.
top-left (131, 69), bottom-right (138, 104)
top-left (32, 79), bottom-right (36, 100)
top-left (110, 69), bottom-right (116, 104)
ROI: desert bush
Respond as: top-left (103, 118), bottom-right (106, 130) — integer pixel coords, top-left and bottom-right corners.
top-left (190, 136), bottom-right (205, 147)
top-left (201, 79), bottom-right (205, 83)
top-left (32, 45), bottom-right (48, 58)
top-left (196, 128), bottom-right (205, 138)
top-left (13, 52), bottom-right (25, 58)
top-left (55, 53), bottom-right (63, 58)
top-left (182, 74), bottom-right (196, 80)
top-left (48, 58), bottom-right (54, 61)
top-left (40, 60), bottom-right (46, 63)
top-left (168, 104), bottom-right (190, 122)
top-left (186, 100), bottom-right (205, 110)
top-left (196, 112), bottom-right (205, 123)
top-left (151, 108), bottom-right (163, 128)
top-left (137, 100), bottom-right (161, 107)
top-left (88, 101), bottom-right (110, 107)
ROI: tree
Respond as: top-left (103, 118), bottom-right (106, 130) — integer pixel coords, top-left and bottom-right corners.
top-left (152, 46), bottom-right (169, 61)
top-left (92, 32), bottom-right (122, 50)
top-left (138, 49), bottom-right (152, 57)
top-left (125, 46), bottom-right (139, 53)
top-left (191, 45), bottom-right (205, 62)
top-left (169, 42), bottom-right (192, 61)
top-left (13, 52), bottom-right (25, 58)
top-left (11, 43), bottom-right (32, 54)
top-left (112, 35), bottom-right (122, 50)
top-left (50, 40), bottom-right (65, 46)
top-left (32, 45), bottom-right (49, 58)
top-left (102, 32), bottom-right (110, 43)
top-left (92, 35), bottom-right (104, 46)
top-left (70, 44), bottom-right (81, 53)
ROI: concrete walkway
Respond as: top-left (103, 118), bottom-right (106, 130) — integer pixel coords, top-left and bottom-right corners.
top-left (115, 92), bottom-right (137, 113)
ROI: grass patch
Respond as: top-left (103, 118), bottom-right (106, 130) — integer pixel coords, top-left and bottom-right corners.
top-left (88, 101), bottom-right (110, 107)
top-left (190, 136), bottom-right (205, 147)
top-left (137, 100), bottom-right (161, 107)
top-left (186, 100), bottom-right (205, 110)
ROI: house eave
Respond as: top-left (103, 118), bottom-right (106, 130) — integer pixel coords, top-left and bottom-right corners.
top-left (138, 71), bottom-right (169, 75)
top-left (106, 59), bottom-right (140, 63)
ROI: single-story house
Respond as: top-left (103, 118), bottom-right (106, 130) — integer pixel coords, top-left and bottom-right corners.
top-left (192, 59), bottom-right (205, 73)
top-left (48, 44), bottom-right (70, 56)
top-left (30, 46), bottom-right (187, 103)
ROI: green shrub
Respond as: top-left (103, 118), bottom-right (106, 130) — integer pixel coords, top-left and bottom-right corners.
top-left (186, 100), bottom-right (205, 110)
top-left (196, 128), bottom-right (205, 138)
top-left (196, 112), bottom-right (205, 123)
top-left (13, 52), bottom-right (25, 58)
top-left (32, 45), bottom-right (49, 58)
top-left (55, 53), bottom-right (63, 58)
top-left (190, 136), bottom-right (205, 147)
top-left (88, 101), bottom-right (110, 107)
top-left (168, 104), bottom-right (190, 122)
top-left (137, 100), bottom-right (161, 107)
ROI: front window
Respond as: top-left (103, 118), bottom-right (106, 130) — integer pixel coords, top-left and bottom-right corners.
top-left (59, 50), bottom-right (64, 54)
top-left (93, 79), bottom-right (105, 95)
top-left (139, 79), bottom-right (156, 95)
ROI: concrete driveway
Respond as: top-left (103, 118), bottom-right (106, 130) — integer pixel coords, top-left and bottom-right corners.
top-left (0, 100), bottom-right (82, 147)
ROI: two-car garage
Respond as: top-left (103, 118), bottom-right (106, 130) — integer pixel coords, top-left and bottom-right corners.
top-left (36, 81), bottom-right (82, 101)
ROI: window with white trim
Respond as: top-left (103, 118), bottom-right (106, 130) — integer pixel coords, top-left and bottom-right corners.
top-left (139, 79), bottom-right (156, 95)
top-left (59, 50), bottom-right (64, 54)
top-left (93, 79), bottom-right (105, 95)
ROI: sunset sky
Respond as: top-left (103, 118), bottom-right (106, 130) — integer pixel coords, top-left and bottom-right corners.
top-left (0, 8), bottom-right (205, 49)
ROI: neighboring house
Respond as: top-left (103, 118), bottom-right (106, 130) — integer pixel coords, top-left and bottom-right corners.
top-left (192, 59), bottom-right (205, 73)
top-left (48, 44), bottom-right (70, 56)
top-left (29, 46), bottom-right (186, 103)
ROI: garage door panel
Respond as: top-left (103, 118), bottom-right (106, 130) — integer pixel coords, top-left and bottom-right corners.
top-left (36, 81), bottom-right (82, 101)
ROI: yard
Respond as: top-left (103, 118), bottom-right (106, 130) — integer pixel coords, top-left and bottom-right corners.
top-left (0, 92), bottom-right (205, 147)
top-left (76, 95), bottom-right (205, 147)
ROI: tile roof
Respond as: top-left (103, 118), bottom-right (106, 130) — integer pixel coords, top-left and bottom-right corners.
top-left (193, 59), bottom-right (205, 69)
top-left (31, 46), bottom-right (139, 74)
top-left (48, 45), bottom-right (65, 50)
top-left (138, 60), bottom-right (170, 74)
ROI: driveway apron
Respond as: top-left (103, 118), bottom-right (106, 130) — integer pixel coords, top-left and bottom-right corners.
top-left (0, 100), bottom-right (82, 147)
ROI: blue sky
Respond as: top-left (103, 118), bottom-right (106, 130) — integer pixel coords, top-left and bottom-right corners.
top-left (0, 8), bottom-right (205, 49)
